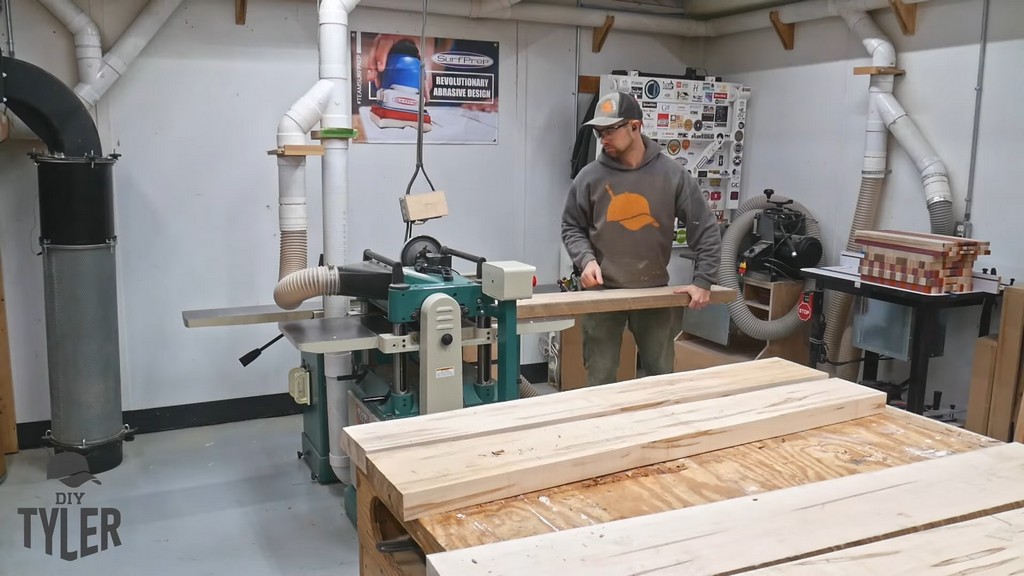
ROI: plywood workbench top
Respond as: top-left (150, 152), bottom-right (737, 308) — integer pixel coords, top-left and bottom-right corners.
top-left (352, 357), bottom-right (999, 575)
top-left (403, 408), bottom-right (996, 554)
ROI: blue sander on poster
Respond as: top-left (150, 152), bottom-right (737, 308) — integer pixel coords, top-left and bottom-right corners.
top-left (350, 31), bottom-right (499, 144)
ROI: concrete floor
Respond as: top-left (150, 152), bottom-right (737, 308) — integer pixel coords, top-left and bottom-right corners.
top-left (0, 415), bottom-right (360, 575)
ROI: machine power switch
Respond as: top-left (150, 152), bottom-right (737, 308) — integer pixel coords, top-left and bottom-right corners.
top-left (481, 261), bottom-right (537, 300)
top-left (441, 333), bottom-right (454, 346)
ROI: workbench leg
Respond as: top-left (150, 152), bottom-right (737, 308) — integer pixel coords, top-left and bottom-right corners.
top-left (862, 352), bottom-right (880, 382)
top-left (907, 309), bottom-right (936, 415)
top-left (807, 281), bottom-right (825, 368)
top-left (979, 295), bottom-right (995, 337)
top-left (356, 470), bottom-right (426, 575)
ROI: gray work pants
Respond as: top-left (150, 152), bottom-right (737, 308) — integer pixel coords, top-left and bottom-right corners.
top-left (581, 308), bottom-right (678, 387)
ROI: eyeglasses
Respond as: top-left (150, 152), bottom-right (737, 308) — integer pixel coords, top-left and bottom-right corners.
top-left (593, 121), bottom-right (630, 139)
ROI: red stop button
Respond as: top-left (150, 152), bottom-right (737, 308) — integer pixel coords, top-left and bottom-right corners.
top-left (797, 301), bottom-right (812, 322)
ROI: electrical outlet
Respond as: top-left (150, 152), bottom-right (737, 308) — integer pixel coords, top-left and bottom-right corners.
top-left (954, 221), bottom-right (972, 238)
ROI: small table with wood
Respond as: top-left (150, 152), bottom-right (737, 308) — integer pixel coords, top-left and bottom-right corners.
top-left (346, 359), bottom-right (1002, 575)
top-left (801, 265), bottom-right (998, 415)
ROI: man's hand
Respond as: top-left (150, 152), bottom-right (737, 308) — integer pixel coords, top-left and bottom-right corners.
top-left (674, 284), bottom-right (711, 309)
top-left (580, 260), bottom-right (604, 289)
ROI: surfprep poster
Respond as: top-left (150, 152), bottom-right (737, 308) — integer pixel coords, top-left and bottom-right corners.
top-left (350, 31), bottom-right (499, 144)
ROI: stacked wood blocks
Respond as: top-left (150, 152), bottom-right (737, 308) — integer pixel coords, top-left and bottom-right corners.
top-left (340, 357), bottom-right (1024, 574)
top-left (853, 229), bottom-right (990, 294)
top-left (341, 358), bottom-right (882, 523)
top-left (427, 443), bottom-right (1024, 575)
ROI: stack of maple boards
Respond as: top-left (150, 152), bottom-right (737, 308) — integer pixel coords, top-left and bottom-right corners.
top-left (853, 229), bottom-right (990, 294)
top-left (967, 285), bottom-right (1024, 443)
top-left (341, 358), bottom-right (1024, 574)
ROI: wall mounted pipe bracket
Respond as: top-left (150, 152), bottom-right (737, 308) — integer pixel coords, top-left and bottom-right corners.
top-left (853, 66), bottom-right (906, 76)
top-left (267, 144), bottom-right (325, 157)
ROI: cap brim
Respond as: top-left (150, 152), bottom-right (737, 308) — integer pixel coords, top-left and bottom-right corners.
top-left (583, 116), bottom-right (623, 128)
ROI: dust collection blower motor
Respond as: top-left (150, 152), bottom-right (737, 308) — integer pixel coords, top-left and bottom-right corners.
top-left (738, 189), bottom-right (824, 281)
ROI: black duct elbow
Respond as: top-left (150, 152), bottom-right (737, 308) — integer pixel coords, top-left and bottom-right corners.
top-left (0, 55), bottom-right (102, 156)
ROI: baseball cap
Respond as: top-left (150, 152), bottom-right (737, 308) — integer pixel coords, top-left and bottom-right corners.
top-left (583, 92), bottom-right (643, 128)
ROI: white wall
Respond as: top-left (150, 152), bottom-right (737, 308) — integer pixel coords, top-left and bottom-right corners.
top-left (0, 0), bottom-right (696, 423)
top-left (702, 0), bottom-right (1022, 413)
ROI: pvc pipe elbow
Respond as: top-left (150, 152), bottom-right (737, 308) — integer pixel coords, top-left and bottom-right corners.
top-left (871, 93), bottom-right (907, 127)
top-left (319, 0), bottom-right (352, 25)
top-left (276, 116), bottom-right (307, 147)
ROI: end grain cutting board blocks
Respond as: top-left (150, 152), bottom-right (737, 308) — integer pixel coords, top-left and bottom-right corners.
top-left (853, 229), bottom-right (990, 294)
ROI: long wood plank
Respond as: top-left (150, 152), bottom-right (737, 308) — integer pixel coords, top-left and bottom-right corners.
top-left (411, 408), bottom-right (999, 554)
top-left (988, 285), bottom-right (1024, 441)
top-left (342, 357), bottom-right (826, 472)
top-left (516, 284), bottom-right (735, 319)
top-left (0, 250), bottom-right (16, 454)
top-left (747, 507), bottom-right (1024, 575)
top-left (425, 442), bottom-right (1024, 576)
top-left (368, 378), bottom-right (884, 521)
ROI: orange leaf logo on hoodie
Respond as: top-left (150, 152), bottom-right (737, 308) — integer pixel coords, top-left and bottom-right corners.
top-left (605, 185), bottom-right (659, 231)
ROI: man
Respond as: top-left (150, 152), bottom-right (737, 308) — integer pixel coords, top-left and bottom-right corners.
top-left (561, 91), bottom-right (723, 386)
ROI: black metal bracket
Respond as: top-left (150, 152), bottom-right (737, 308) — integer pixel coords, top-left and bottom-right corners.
top-left (376, 535), bottom-right (421, 555)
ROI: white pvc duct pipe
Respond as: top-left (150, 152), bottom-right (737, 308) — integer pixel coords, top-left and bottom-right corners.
top-left (271, 0), bottom-right (361, 485)
top-left (822, 7), bottom-right (954, 380)
top-left (75, 0), bottom-right (185, 106)
top-left (35, 0), bottom-right (102, 89)
top-left (35, 0), bottom-right (185, 108)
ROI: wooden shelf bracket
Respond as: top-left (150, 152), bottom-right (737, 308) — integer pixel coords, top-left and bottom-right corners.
top-left (853, 66), bottom-right (906, 77)
top-left (769, 11), bottom-right (795, 50)
top-left (266, 144), bottom-right (325, 157)
top-left (235, 0), bottom-right (247, 25)
top-left (592, 15), bottom-right (614, 53)
top-left (889, 0), bottom-right (918, 36)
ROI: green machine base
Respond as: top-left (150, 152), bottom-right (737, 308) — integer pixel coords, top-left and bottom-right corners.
top-left (298, 351), bottom-right (339, 485)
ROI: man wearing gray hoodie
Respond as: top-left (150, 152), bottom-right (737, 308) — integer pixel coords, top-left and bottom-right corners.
top-left (562, 91), bottom-right (722, 386)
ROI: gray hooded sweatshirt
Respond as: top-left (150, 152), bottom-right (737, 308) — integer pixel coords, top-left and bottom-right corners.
top-left (561, 134), bottom-right (722, 290)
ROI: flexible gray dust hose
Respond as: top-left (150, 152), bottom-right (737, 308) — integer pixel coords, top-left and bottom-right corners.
top-left (718, 195), bottom-right (822, 342)
top-left (518, 378), bottom-right (540, 398)
top-left (827, 176), bottom-right (884, 380)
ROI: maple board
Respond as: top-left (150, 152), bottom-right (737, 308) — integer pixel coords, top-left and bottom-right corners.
top-left (747, 507), bottom-right (1024, 574)
top-left (341, 357), bottom-right (827, 473)
top-left (516, 284), bottom-right (735, 319)
top-left (366, 378), bottom-right (885, 521)
top-left (425, 443), bottom-right (1024, 576)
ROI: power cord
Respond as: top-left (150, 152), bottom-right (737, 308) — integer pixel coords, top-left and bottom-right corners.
top-left (403, 0), bottom-right (437, 243)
